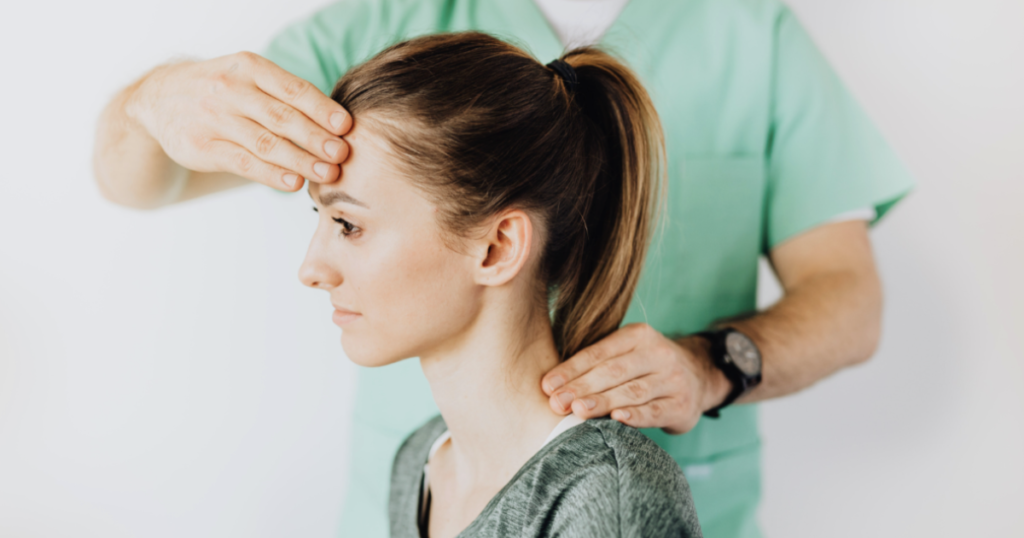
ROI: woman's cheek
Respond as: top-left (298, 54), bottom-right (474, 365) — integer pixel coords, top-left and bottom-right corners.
top-left (381, 239), bottom-right (472, 358)
top-left (342, 239), bottom-right (439, 365)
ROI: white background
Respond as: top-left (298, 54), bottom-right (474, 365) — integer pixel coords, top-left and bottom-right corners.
top-left (0, 0), bottom-right (1021, 536)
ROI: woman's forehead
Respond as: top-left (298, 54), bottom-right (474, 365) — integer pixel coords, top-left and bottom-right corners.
top-left (310, 121), bottom-right (434, 214)
top-left (310, 124), bottom-right (391, 205)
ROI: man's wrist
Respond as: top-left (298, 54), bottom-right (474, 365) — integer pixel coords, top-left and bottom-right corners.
top-left (676, 336), bottom-right (732, 414)
top-left (123, 63), bottom-right (171, 135)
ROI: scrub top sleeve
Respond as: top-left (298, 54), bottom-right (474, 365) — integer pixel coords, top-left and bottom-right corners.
top-left (763, 6), bottom-right (916, 253)
top-left (259, 1), bottom-right (383, 97)
top-left (259, 17), bottom-right (337, 96)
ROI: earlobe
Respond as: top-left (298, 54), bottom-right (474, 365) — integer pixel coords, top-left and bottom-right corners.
top-left (475, 209), bottom-right (534, 287)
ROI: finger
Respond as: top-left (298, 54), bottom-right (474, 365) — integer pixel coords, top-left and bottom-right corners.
top-left (224, 115), bottom-right (339, 185)
top-left (250, 54), bottom-right (353, 137)
top-left (610, 397), bottom-right (695, 433)
top-left (541, 327), bottom-right (640, 395)
top-left (569, 373), bottom-right (672, 419)
top-left (207, 139), bottom-right (306, 192)
top-left (236, 87), bottom-right (351, 167)
top-left (551, 353), bottom-right (653, 413)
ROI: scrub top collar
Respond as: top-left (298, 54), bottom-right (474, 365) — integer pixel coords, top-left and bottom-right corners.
top-left (486, 0), bottom-right (643, 60)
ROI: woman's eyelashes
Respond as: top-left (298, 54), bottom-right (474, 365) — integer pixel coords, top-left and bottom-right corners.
top-left (332, 216), bottom-right (360, 237)
top-left (312, 206), bottom-right (361, 238)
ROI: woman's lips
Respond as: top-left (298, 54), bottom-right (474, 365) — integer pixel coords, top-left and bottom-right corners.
top-left (332, 308), bottom-right (361, 326)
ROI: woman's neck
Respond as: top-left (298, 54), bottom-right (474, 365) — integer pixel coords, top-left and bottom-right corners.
top-left (418, 297), bottom-right (566, 487)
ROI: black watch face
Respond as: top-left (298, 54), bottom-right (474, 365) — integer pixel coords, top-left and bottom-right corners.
top-left (725, 331), bottom-right (761, 376)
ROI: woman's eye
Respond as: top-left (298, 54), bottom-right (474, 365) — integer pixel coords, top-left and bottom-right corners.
top-left (332, 216), bottom-right (360, 237)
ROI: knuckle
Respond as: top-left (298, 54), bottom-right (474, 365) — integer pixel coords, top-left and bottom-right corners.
top-left (206, 74), bottom-right (231, 96)
top-left (667, 370), bottom-right (687, 389)
top-left (254, 130), bottom-right (280, 156)
top-left (281, 76), bottom-right (311, 100)
top-left (630, 322), bottom-right (657, 341)
top-left (657, 343), bottom-right (677, 364)
top-left (192, 135), bottom-right (214, 155)
top-left (293, 151), bottom-right (309, 172)
top-left (626, 380), bottom-right (648, 401)
top-left (648, 400), bottom-right (663, 419)
top-left (678, 392), bottom-right (693, 412)
top-left (198, 94), bottom-right (219, 114)
top-left (265, 102), bottom-right (293, 127)
top-left (577, 347), bottom-right (598, 366)
top-left (566, 381), bottom-right (589, 397)
top-left (602, 360), bottom-right (626, 380)
top-left (636, 322), bottom-right (654, 335)
top-left (234, 50), bottom-right (259, 66)
top-left (233, 150), bottom-right (255, 174)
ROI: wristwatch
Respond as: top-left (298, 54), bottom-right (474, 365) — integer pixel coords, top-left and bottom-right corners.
top-left (695, 327), bottom-right (763, 418)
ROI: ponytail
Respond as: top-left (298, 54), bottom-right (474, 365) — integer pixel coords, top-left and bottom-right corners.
top-left (546, 49), bottom-right (667, 360)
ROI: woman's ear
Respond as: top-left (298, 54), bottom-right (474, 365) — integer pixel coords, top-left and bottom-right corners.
top-left (473, 209), bottom-right (535, 287)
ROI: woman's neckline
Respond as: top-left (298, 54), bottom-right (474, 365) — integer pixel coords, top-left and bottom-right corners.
top-left (419, 413), bottom-right (589, 536)
top-left (426, 413), bottom-right (585, 463)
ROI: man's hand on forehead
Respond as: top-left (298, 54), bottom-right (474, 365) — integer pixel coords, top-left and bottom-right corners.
top-left (132, 51), bottom-right (353, 193)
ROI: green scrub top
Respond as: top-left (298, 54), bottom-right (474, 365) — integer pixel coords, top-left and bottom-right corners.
top-left (261, 1), bottom-right (915, 536)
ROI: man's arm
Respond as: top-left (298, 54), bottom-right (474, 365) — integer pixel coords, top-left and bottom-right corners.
top-left (93, 63), bottom-right (197, 209)
top-left (92, 53), bottom-right (351, 210)
top-left (729, 218), bottom-right (881, 403)
top-left (540, 219), bottom-right (882, 434)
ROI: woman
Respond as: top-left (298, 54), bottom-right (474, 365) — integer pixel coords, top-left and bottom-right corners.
top-left (298, 31), bottom-right (702, 538)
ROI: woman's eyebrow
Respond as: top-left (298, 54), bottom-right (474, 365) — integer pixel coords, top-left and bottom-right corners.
top-left (310, 188), bottom-right (370, 209)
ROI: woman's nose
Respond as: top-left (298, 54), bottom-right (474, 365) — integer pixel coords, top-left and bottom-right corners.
top-left (298, 238), bottom-right (341, 290)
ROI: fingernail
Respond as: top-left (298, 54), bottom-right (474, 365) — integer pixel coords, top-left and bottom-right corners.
top-left (283, 173), bottom-right (299, 188)
top-left (582, 398), bottom-right (596, 410)
top-left (330, 111), bottom-right (346, 131)
top-left (556, 392), bottom-right (574, 408)
top-left (547, 376), bottom-right (565, 391)
top-left (313, 162), bottom-right (330, 179)
top-left (616, 410), bottom-right (631, 420)
top-left (324, 139), bottom-right (342, 159)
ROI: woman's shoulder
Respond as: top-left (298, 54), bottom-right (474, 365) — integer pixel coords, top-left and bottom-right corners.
top-left (392, 413), bottom-right (447, 474)
top-left (545, 416), bottom-right (681, 477)
top-left (533, 417), bottom-right (703, 537)
top-left (583, 417), bottom-right (691, 480)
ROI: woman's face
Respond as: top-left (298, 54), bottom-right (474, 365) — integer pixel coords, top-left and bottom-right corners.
top-left (299, 121), bottom-right (484, 367)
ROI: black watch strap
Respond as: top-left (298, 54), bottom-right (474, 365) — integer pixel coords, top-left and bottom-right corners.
top-left (696, 328), bottom-right (758, 419)
top-left (702, 370), bottom-right (746, 419)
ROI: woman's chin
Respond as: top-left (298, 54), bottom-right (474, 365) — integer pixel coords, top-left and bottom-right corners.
top-left (340, 337), bottom-right (403, 368)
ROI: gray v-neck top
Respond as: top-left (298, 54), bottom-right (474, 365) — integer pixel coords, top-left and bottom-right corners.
top-left (389, 414), bottom-right (703, 538)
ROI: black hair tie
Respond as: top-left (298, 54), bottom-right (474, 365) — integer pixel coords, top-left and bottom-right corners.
top-left (546, 59), bottom-right (578, 93)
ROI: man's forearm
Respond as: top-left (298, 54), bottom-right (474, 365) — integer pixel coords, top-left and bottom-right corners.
top-left (675, 219), bottom-right (884, 406)
top-left (92, 64), bottom-right (191, 209)
top-left (724, 264), bottom-right (882, 403)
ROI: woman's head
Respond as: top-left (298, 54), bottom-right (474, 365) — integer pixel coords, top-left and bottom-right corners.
top-left (299, 31), bottom-right (665, 366)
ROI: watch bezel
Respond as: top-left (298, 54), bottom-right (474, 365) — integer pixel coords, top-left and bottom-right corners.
top-left (697, 327), bottom-right (762, 418)
top-left (724, 330), bottom-right (762, 378)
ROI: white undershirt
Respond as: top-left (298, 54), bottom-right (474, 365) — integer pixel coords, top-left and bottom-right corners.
top-left (531, 0), bottom-right (876, 226)
top-left (420, 414), bottom-right (586, 522)
top-left (532, 0), bottom-right (630, 48)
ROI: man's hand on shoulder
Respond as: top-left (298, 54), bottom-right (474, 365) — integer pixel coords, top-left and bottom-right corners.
top-left (540, 323), bottom-right (731, 435)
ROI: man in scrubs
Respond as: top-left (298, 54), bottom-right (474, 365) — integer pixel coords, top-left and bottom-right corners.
top-left (92, 0), bottom-right (915, 536)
